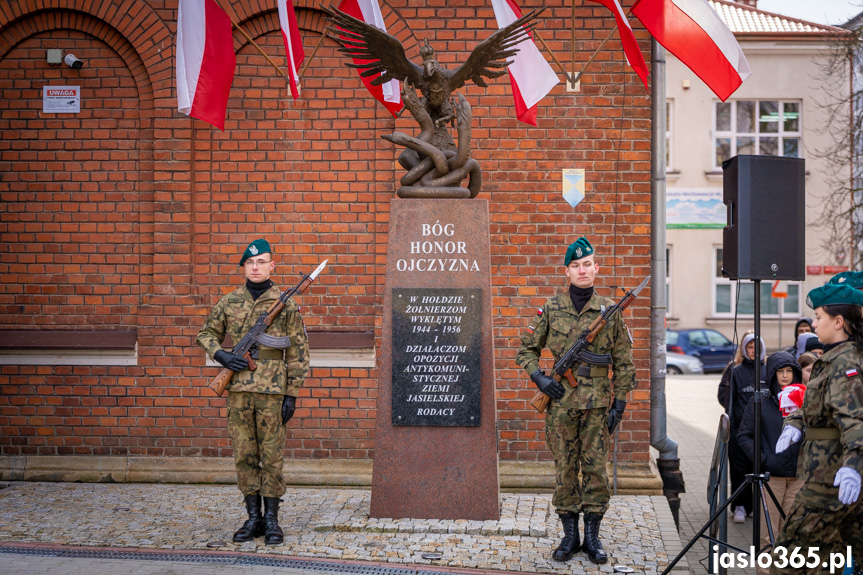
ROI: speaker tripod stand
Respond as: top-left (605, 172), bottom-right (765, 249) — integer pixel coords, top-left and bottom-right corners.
top-left (662, 279), bottom-right (783, 574)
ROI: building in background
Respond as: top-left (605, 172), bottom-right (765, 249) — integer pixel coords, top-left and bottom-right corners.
top-left (665, 0), bottom-right (851, 351)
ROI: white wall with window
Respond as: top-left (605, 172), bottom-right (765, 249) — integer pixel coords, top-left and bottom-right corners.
top-left (713, 100), bottom-right (801, 168)
top-left (664, 34), bottom-right (849, 352)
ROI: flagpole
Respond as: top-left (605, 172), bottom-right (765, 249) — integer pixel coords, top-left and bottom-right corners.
top-left (534, 31), bottom-right (574, 87)
top-left (211, 0), bottom-right (295, 89)
top-left (572, 25), bottom-right (618, 85)
top-left (300, 30), bottom-right (329, 77)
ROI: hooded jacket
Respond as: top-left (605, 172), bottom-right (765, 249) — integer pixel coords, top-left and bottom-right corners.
top-left (725, 334), bottom-right (767, 431)
top-left (795, 332), bottom-right (819, 359)
top-left (737, 351), bottom-right (802, 478)
top-left (783, 317), bottom-right (814, 356)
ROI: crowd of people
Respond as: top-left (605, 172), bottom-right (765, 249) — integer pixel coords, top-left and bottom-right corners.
top-left (716, 272), bottom-right (863, 574)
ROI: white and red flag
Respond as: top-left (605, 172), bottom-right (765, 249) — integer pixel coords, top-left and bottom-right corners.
top-left (490, 0), bottom-right (559, 126)
top-left (337, 0), bottom-right (402, 116)
top-left (586, 0), bottom-right (649, 88)
top-left (632, 0), bottom-right (750, 101)
top-left (278, 0), bottom-right (305, 99)
top-left (176, 0), bottom-right (237, 131)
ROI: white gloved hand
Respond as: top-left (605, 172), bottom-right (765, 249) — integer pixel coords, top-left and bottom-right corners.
top-left (775, 426), bottom-right (802, 453)
top-left (833, 467), bottom-right (862, 505)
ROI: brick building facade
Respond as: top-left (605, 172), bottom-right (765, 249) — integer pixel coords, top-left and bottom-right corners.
top-left (0, 0), bottom-right (657, 489)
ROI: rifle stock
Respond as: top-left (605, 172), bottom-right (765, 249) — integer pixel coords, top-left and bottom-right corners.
top-left (208, 350), bottom-right (255, 397)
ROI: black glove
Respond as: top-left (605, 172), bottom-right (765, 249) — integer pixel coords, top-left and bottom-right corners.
top-left (530, 369), bottom-right (565, 400)
top-left (281, 396), bottom-right (296, 425)
top-left (214, 350), bottom-right (248, 372)
top-left (606, 399), bottom-right (627, 434)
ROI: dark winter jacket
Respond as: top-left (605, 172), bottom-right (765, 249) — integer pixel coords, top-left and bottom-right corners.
top-left (726, 355), bottom-right (767, 432)
top-left (737, 351), bottom-right (802, 478)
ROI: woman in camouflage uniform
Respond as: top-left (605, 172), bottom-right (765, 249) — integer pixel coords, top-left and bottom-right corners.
top-left (197, 239), bottom-right (310, 546)
top-left (772, 283), bottom-right (863, 573)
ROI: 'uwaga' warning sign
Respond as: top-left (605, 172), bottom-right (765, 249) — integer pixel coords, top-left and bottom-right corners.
top-left (43, 86), bottom-right (80, 113)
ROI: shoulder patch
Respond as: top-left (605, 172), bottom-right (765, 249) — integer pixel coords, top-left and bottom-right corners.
top-left (846, 368), bottom-right (859, 377)
top-left (526, 325), bottom-right (535, 334)
top-left (537, 307), bottom-right (543, 316)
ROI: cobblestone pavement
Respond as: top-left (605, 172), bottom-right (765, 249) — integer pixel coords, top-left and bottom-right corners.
top-left (0, 482), bottom-right (681, 574)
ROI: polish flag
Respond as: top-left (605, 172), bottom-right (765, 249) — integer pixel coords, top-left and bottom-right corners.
top-left (176, 0), bottom-right (237, 131)
top-left (278, 0), bottom-right (305, 99)
top-left (586, 0), bottom-right (649, 88)
top-left (337, 0), bottom-right (402, 117)
top-left (490, 0), bottom-right (559, 126)
top-left (632, 0), bottom-right (750, 101)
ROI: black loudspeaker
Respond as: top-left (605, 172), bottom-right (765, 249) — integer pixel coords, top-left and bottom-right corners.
top-left (722, 155), bottom-right (805, 281)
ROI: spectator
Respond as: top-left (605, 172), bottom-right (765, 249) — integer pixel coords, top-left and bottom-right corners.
top-left (721, 333), bottom-right (766, 523)
top-left (717, 329), bottom-right (754, 411)
top-left (737, 351), bottom-right (803, 575)
top-left (783, 317), bottom-right (813, 356)
top-left (797, 352), bottom-right (816, 384)
top-left (804, 336), bottom-right (825, 358)
top-left (795, 332), bottom-right (818, 358)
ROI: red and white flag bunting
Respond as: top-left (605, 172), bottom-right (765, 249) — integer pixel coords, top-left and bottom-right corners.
top-left (176, 0), bottom-right (237, 131)
top-left (278, 0), bottom-right (305, 99)
top-left (490, 0), bottom-right (559, 126)
top-left (337, 0), bottom-right (403, 116)
top-left (632, 0), bottom-right (750, 101)
top-left (586, 0), bottom-right (649, 88)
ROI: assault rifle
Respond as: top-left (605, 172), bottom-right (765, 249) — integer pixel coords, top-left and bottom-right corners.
top-left (529, 275), bottom-right (650, 413)
top-left (208, 260), bottom-right (327, 397)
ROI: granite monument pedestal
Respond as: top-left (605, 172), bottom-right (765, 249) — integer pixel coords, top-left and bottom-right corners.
top-left (370, 199), bottom-right (499, 520)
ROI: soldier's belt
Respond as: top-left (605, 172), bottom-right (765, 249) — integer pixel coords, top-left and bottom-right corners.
top-left (575, 364), bottom-right (610, 378)
top-left (805, 427), bottom-right (840, 441)
top-left (255, 350), bottom-right (285, 360)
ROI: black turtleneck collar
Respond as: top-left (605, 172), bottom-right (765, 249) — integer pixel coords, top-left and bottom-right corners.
top-left (823, 339), bottom-right (849, 354)
top-left (569, 284), bottom-right (594, 313)
top-left (246, 278), bottom-right (274, 301)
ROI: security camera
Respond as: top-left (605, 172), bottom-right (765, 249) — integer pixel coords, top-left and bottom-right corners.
top-left (64, 54), bottom-right (84, 70)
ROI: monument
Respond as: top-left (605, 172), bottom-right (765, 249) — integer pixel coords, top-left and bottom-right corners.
top-left (325, 6), bottom-right (548, 520)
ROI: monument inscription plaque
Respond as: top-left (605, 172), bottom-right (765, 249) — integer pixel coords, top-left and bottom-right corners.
top-left (391, 287), bottom-right (481, 426)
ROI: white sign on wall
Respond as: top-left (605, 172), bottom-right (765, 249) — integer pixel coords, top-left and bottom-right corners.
top-left (42, 86), bottom-right (80, 113)
top-left (666, 188), bottom-right (725, 228)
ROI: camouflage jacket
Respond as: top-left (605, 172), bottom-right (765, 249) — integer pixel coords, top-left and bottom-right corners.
top-left (196, 285), bottom-right (310, 396)
top-left (784, 340), bottom-right (863, 492)
top-left (516, 290), bottom-right (635, 409)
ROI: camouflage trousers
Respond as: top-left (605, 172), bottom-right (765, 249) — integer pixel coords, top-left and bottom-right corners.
top-left (227, 391), bottom-right (287, 498)
top-left (769, 485), bottom-right (862, 575)
top-left (545, 404), bottom-right (609, 515)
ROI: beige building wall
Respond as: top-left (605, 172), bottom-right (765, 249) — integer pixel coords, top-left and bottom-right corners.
top-left (665, 39), bottom-right (851, 352)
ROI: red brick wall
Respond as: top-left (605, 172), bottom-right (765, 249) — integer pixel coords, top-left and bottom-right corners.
top-left (0, 0), bottom-right (653, 465)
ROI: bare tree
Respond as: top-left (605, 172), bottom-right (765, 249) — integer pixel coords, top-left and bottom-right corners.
top-left (812, 21), bottom-right (863, 269)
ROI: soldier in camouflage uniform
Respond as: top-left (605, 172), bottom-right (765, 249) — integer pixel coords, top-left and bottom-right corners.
top-left (516, 237), bottom-right (635, 564)
top-left (771, 283), bottom-right (863, 574)
top-left (197, 239), bottom-right (310, 546)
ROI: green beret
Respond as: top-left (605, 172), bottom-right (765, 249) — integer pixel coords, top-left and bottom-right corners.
top-left (564, 237), bottom-right (594, 266)
top-left (806, 283), bottom-right (863, 309)
top-left (828, 271), bottom-right (863, 290)
top-left (239, 238), bottom-right (272, 266)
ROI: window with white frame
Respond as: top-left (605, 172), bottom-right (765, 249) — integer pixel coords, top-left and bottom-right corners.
top-left (666, 246), bottom-right (672, 317)
top-left (713, 100), bottom-right (801, 169)
top-left (712, 247), bottom-right (801, 317)
top-left (666, 100), bottom-right (673, 172)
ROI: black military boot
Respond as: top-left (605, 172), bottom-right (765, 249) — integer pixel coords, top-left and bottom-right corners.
top-left (232, 494), bottom-right (264, 542)
top-left (551, 512), bottom-right (579, 561)
top-left (263, 497), bottom-right (284, 545)
top-left (582, 513), bottom-right (608, 564)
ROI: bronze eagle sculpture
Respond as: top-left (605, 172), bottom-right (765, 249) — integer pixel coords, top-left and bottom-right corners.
top-left (325, 6), bottom-right (547, 198)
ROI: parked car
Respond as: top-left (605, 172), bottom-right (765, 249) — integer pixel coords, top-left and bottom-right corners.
top-left (666, 352), bottom-right (704, 375)
top-left (666, 329), bottom-right (736, 373)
